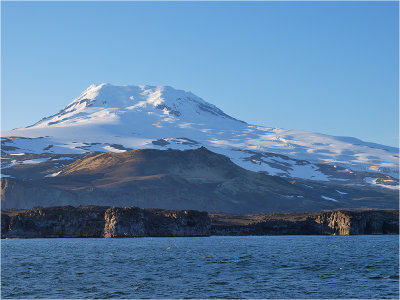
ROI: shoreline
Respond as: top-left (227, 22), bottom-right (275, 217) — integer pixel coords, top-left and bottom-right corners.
top-left (2, 206), bottom-right (398, 238)
top-left (3, 233), bottom-right (400, 240)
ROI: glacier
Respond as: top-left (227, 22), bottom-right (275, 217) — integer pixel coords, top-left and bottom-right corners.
top-left (2, 83), bottom-right (399, 189)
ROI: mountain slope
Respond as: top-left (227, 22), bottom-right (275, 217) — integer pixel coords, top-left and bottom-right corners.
top-left (1, 84), bottom-right (399, 190)
top-left (1, 148), bottom-right (397, 213)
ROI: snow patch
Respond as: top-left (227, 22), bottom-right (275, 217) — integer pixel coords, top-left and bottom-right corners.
top-left (45, 171), bottom-right (62, 177)
top-left (20, 158), bottom-right (51, 164)
top-left (364, 177), bottom-right (399, 190)
top-left (51, 156), bottom-right (74, 161)
top-left (321, 195), bottom-right (338, 202)
top-left (103, 145), bottom-right (127, 153)
top-left (336, 190), bottom-right (348, 195)
top-left (288, 164), bottom-right (329, 181)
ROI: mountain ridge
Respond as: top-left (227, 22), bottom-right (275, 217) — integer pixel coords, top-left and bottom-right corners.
top-left (2, 147), bottom-right (397, 212)
top-left (2, 84), bottom-right (399, 191)
top-left (28, 83), bottom-right (243, 129)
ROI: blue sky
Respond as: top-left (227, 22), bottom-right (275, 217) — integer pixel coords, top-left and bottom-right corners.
top-left (2, 1), bottom-right (399, 147)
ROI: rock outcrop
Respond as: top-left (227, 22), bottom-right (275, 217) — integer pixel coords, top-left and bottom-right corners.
top-left (211, 209), bottom-right (399, 236)
top-left (313, 210), bottom-right (399, 235)
top-left (104, 207), bottom-right (210, 237)
top-left (1, 206), bottom-right (397, 238)
top-left (1, 206), bottom-right (211, 238)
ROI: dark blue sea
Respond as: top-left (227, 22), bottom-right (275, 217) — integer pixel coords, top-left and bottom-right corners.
top-left (1, 236), bottom-right (399, 299)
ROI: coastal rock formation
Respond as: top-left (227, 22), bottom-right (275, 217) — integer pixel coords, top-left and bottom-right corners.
top-left (104, 207), bottom-right (210, 237)
top-left (1, 206), bottom-right (211, 238)
top-left (1, 206), bottom-right (397, 238)
top-left (313, 210), bottom-right (399, 235)
top-left (210, 209), bottom-right (399, 236)
top-left (1, 206), bottom-right (106, 238)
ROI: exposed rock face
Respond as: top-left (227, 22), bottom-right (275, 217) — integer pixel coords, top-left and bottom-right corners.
top-left (1, 206), bottom-right (107, 238)
top-left (104, 207), bottom-right (210, 237)
top-left (1, 207), bottom-right (397, 238)
top-left (313, 210), bottom-right (399, 235)
top-left (210, 210), bottom-right (399, 236)
top-left (1, 206), bottom-right (211, 238)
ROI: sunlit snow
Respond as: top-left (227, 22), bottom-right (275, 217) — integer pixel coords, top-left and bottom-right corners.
top-left (2, 84), bottom-right (399, 183)
top-left (321, 195), bottom-right (338, 202)
top-left (364, 177), bottom-right (399, 190)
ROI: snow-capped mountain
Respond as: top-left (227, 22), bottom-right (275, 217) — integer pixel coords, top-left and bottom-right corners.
top-left (2, 83), bottom-right (399, 189)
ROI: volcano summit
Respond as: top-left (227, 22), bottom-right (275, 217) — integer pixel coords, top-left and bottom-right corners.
top-left (1, 84), bottom-right (398, 211)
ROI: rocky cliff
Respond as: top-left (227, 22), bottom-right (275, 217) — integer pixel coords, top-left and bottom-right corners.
top-left (104, 207), bottom-right (210, 237)
top-left (1, 206), bottom-right (397, 238)
top-left (1, 206), bottom-right (106, 238)
top-left (313, 210), bottom-right (399, 235)
top-left (1, 206), bottom-right (211, 238)
top-left (211, 209), bottom-right (399, 236)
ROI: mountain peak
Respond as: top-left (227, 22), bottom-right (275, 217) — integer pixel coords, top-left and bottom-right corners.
top-left (77, 83), bottom-right (201, 104)
top-left (29, 84), bottom-right (242, 128)
top-left (6, 84), bottom-right (397, 183)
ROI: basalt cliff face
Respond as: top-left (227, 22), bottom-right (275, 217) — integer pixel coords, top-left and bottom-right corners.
top-left (1, 206), bottom-right (107, 238)
top-left (1, 206), bottom-right (398, 238)
top-left (211, 210), bottom-right (399, 235)
top-left (1, 206), bottom-right (210, 238)
top-left (104, 206), bottom-right (210, 238)
top-left (312, 210), bottom-right (400, 235)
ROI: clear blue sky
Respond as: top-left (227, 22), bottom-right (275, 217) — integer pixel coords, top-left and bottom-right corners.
top-left (2, 1), bottom-right (399, 147)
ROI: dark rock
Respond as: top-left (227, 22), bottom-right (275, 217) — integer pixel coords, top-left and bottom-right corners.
top-left (152, 139), bottom-right (170, 146)
top-left (1, 206), bottom-right (397, 238)
top-left (1, 206), bottom-right (107, 238)
top-left (1, 205), bottom-right (211, 238)
top-left (104, 207), bottom-right (210, 237)
top-left (210, 209), bottom-right (399, 236)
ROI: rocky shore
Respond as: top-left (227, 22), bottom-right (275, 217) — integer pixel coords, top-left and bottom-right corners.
top-left (210, 209), bottom-right (399, 235)
top-left (1, 206), bottom-right (210, 238)
top-left (1, 206), bottom-right (398, 238)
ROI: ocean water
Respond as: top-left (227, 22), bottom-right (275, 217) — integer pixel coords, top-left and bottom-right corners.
top-left (1, 236), bottom-right (398, 299)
